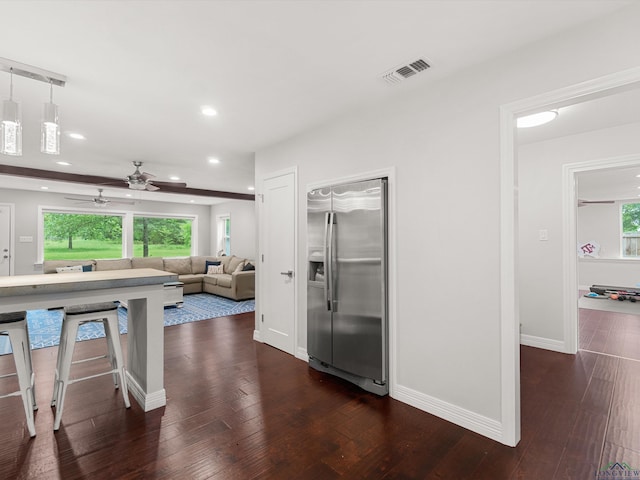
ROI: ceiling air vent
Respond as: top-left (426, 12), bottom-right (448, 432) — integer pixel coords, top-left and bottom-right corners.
top-left (381, 57), bottom-right (431, 85)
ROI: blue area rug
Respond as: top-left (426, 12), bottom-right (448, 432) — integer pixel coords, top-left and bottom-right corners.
top-left (0, 293), bottom-right (255, 355)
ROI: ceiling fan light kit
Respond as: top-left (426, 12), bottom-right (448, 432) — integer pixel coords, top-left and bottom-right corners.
top-left (0, 57), bottom-right (66, 157)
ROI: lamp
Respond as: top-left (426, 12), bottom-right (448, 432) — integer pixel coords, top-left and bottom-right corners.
top-left (1, 68), bottom-right (22, 156)
top-left (0, 57), bottom-right (66, 157)
top-left (41, 80), bottom-right (60, 155)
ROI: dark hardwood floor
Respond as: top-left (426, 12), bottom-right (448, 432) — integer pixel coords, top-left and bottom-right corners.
top-left (1, 312), bottom-right (640, 479)
top-left (580, 307), bottom-right (640, 361)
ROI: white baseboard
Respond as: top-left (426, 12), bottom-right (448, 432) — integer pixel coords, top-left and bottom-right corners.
top-left (125, 371), bottom-right (166, 412)
top-left (296, 347), bottom-right (309, 362)
top-left (520, 333), bottom-right (567, 353)
top-left (253, 329), bottom-right (262, 342)
top-left (393, 384), bottom-right (503, 443)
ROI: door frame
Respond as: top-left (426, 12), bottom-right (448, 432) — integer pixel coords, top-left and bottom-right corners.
top-left (254, 166), bottom-right (299, 357)
top-left (500, 66), bottom-right (640, 447)
top-left (563, 154), bottom-right (640, 355)
top-left (0, 203), bottom-right (15, 276)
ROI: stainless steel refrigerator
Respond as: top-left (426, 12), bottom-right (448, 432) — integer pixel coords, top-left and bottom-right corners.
top-left (307, 178), bottom-right (388, 395)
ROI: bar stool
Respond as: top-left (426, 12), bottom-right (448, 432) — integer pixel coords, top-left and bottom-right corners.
top-left (0, 311), bottom-right (37, 438)
top-left (51, 302), bottom-right (130, 431)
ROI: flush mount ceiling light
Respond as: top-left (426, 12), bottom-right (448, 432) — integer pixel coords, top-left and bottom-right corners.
top-left (201, 105), bottom-right (217, 116)
top-left (0, 57), bottom-right (66, 157)
top-left (517, 110), bottom-right (558, 128)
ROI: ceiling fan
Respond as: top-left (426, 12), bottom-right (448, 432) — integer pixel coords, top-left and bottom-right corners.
top-left (578, 199), bottom-right (616, 207)
top-left (124, 161), bottom-right (187, 191)
top-left (64, 188), bottom-right (135, 207)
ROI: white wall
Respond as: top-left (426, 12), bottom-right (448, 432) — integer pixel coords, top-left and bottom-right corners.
top-left (210, 200), bottom-right (256, 260)
top-left (0, 188), bottom-right (212, 275)
top-left (518, 122), bottom-right (640, 342)
top-left (254, 4), bottom-right (640, 444)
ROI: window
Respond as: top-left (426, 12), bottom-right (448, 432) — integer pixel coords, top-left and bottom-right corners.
top-left (622, 203), bottom-right (640, 257)
top-left (40, 208), bottom-right (197, 262)
top-left (133, 216), bottom-right (193, 257)
top-left (216, 214), bottom-right (230, 256)
top-left (43, 212), bottom-right (123, 260)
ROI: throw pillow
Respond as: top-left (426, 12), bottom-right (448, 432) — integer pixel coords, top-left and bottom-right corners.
top-left (205, 260), bottom-right (221, 272)
top-left (207, 264), bottom-right (224, 274)
top-left (234, 261), bottom-right (246, 273)
top-left (242, 262), bottom-right (255, 271)
top-left (56, 265), bottom-right (84, 273)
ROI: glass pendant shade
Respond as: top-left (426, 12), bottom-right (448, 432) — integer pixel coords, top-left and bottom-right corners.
top-left (1, 98), bottom-right (22, 156)
top-left (41, 101), bottom-right (60, 155)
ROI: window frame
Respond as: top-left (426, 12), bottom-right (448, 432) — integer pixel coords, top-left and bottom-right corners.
top-left (38, 206), bottom-right (198, 263)
top-left (621, 201), bottom-right (640, 258)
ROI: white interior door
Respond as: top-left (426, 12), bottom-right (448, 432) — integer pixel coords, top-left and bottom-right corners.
top-left (0, 204), bottom-right (12, 276)
top-left (260, 171), bottom-right (296, 355)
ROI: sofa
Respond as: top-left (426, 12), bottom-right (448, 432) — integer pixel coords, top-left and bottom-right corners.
top-left (42, 255), bottom-right (256, 301)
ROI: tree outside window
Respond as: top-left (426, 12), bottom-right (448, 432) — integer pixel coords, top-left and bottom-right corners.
top-left (43, 212), bottom-right (123, 260)
top-left (133, 216), bottom-right (192, 257)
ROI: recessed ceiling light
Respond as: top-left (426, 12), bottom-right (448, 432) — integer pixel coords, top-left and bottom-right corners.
top-left (40, 186), bottom-right (49, 190)
top-left (169, 176), bottom-right (180, 181)
top-left (517, 110), bottom-right (558, 128)
top-left (248, 186), bottom-right (255, 191)
top-left (208, 157), bottom-right (220, 164)
top-left (67, 132), bottom-right (85, 140)
top-left (56, 161), bottom-right (71, 166)
top-left (201, 106), bottom-right (217, 116)
top-left (125, 193), bottom-right (132, 197)
top-left (189, 200), bottom-right (195, 203)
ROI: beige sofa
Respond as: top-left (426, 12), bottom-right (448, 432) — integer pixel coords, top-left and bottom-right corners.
top-left (42, 255), bottom-right (255, 301)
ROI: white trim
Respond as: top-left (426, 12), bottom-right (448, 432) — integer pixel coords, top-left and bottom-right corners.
top-left (253, 329), bottom-right (262, 342)
top-left (500, 66), bottom-right (640, 447)
top-left (257, 166), bottom-right (298, 356)
top-left (562, 154), bottom-right (640, 355)
top-left (0, 203), bottom-right (15, 276)
top-left (304, 167), bottom-right (397, 397)
top-left (394, 384), bottom-right (503, 443)
top-left (296, 346), bottom-right (309, 362)
top-left (520, 334), bottom-right (567, 353)
top-left (125, 372), bottom-right (166, 412)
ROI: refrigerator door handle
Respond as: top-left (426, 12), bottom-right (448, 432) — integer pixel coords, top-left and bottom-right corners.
top-left (326, 211), bottom-right (334, 311)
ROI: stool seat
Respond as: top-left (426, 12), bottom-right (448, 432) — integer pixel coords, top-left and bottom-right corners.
top-left (51, 302), bottom-right (129, 431)
top-left (65, 302), bottom-right (118, 315)
top-left (0, 311), bottom-right (37, 438)
top-left (0, 311), bottom-right (27, 323)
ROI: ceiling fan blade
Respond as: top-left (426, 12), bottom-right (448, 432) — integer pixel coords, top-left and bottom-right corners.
top-left (145, 183), bottom-right (160, 191)
top-left (153, 180), bottom-right (188, 188)
top-left (140, 172), bottom-right (155, 181)
top-left (64, 196), bottom-right (93, 202)
top-left (111, 200), bottom-right (136, 205)
top-left (578, 199), bottom-right (615, 206)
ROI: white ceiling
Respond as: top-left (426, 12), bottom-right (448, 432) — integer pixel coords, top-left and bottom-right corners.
top-left (0, 1), bottom-right (635, 204)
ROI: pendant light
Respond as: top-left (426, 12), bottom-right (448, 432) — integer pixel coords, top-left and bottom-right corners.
top-left (41, 80), bottom-right (60, 155)
top-left (1, 68), bottom-right (22, 156)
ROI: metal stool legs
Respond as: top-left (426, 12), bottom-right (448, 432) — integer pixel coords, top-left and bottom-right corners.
top-left (51, 303), bottom-right (129, 431)
top-left (0, 312), bottom-right (37, 438)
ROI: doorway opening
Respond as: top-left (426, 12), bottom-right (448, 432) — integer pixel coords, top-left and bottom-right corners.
top-left (500, 67), bottom-right (640, 447)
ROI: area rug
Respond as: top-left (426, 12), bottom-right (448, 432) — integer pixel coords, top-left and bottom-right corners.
top-left (0, 293), bottom-right (255, 354)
